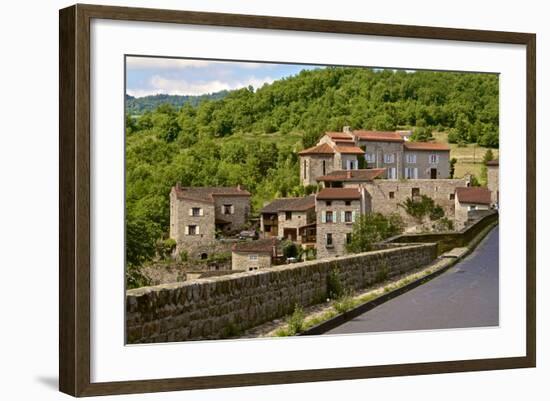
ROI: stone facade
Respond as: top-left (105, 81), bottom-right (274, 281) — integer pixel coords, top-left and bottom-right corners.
top-left (454, 187), bottom-right (492, 230)
top-left (231, 252), bottom-right (272, 271)
top-left (126, 242), bottom-right (437, 343)
top-left (487, 161), bottom-right (499, 205)
top-left (300, 154), bottom-right (336, 186)
top-left (361, 178), bottom-right (469, 220)
top-left (260, 196), bottom-right (316, 243)
top-left (169, 185), bottom-right (251, 258)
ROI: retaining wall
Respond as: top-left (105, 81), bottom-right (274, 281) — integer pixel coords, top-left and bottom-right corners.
top-left (126, 243), bottom-right (437, 343)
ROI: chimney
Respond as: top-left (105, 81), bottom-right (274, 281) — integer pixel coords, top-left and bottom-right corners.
top-left (343, 126), bottom-right (351, 134)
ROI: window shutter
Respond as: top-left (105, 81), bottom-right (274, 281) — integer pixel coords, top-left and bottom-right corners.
top-left (188, 208), bottom-right (193, 216)
top-left (199, 208), bottom-right (203, 216)
top-left (341, 211), bottom-right (345, 223)
top-left (414, 168), bottom-right (418, 179)
top-left (231, 205), bottom-right (235, 214)
top-left (321, 211), bottom-right (326, 223)
top-left (352, 211), bottom-right (357, 222)
top-left (196, 226), bottom-right (200, 235)
top-left (184, 226), bottom-right (189, 235)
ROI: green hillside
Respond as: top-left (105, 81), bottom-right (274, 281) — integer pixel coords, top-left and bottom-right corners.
top-left (125, 67), bottom-right (499, 267)
top-left (126, 91), bottom-right (229, 115)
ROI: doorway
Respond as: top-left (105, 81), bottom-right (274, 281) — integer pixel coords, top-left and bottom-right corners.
top-left (430, 168), bottom-right (437, 179)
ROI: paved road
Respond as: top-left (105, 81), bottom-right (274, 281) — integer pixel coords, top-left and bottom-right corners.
top-left (326, 226), bottom-right (499, 335)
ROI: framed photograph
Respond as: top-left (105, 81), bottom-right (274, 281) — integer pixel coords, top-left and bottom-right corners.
top-left (59, 4), bottom-right (536, 397)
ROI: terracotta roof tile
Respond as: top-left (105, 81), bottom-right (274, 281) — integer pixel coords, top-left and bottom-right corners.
top-left (317, 168), bottom-right (386, 182)
top-left (173, 185), bottom-right (250, 203)
top-left (298, 143), bottom-right (336, 155)
top-left (232, 238), bottom-right (279, 254)
top-left (334, 145), bottom-right (365, 154)
top-left (456, 187), bottom-right (492, 205)
top-left (325, 131), bottom-right (354, 140)
top-left (261, 195), bottom-right (316, 213)
top-left (353, 130), bottom-right (404, 142)
top-left (404, 142), bottom-right (450, 151)
top-left (316, 187), bottom-right (361, 200)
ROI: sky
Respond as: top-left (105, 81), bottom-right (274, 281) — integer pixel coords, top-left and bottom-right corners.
top-left (125, 56), bottom-right (320, 98)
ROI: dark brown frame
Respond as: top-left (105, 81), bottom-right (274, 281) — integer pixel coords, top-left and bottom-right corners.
top-left (59, 3), bottom-right (536, 397)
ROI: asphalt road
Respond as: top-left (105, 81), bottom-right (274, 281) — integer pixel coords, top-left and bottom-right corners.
top-left (326, 226), bottom-right (499, 335)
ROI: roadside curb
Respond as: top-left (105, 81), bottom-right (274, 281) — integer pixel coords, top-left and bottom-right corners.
top-left (298, 222), bottom-right (498, 336)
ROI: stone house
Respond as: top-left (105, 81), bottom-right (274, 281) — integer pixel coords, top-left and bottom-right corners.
top-left (315, 187), bottom-right (362, 259)
top-left (298, 142), bottom-right (365, 186)
top-left (260, 195), bottom-right (316, 247)
top-left (454, 187), bottom-right (492, 229)
top-left (169, 184), bottom-right (251, 258)
top-left (299, 127), bottom-right (451, 185)
top-left (231, 238), bottom-right (282, 271)
top-left (486, 159), bottom-right (499, 205)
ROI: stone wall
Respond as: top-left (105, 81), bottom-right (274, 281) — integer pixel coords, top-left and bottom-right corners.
top-left (386, 210), bottom-right (498, 254)
top-left (213, 195), bottom-right (250, 232)
top-left (487, 165), bottom-right (499, 204)
top-left (126, 243), bottom-right (437, 343)
top-left (359, 178), bottom-right (469, 225)
top-left (300, 154), bottom-right (335, 186)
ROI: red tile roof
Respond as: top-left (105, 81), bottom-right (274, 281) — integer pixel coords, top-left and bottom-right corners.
top-left (404, 142), bottom-right (450, 151)
top-left (316, 187), bottom-right (361, 200)
top-left (486, 159), bottom-right (499, 166)
top-left (261, 195), bottom-right (316, 213)
top-left (298, 143), bottom-right (336, 155)
top-left (173, 185), bottom-right (251, 203)
top-left (317, 168), bottom-right (386, 182)
top-left (232, 238), bottom-right (279, 254)
top-left (353, 130), bottom-right (404, 142)
top-left (456, 187), bottom-right (492, 205)
top-left (325, 131), bottom-right (354, 140)
top-left (334, 145), bottom-right (365, 154)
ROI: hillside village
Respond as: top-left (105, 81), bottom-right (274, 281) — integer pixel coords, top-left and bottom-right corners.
top-left (169, 127), bottom-right (499, 272)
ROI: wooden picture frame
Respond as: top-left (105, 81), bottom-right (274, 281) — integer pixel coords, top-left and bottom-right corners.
top-left (59, 3), bottom-right (536, 397)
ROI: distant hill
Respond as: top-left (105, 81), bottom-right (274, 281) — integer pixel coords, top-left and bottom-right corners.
top-left (125, 91), bottom-right (229, 115)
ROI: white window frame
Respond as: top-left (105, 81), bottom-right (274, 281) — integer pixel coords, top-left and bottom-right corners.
top-left (387, 167), bottom-right (397, 180)
top-left (429, 154), bottom-right (440, 164)
top-left (365, 153), bottom-right (375, 163)
top-left (384, 153), bottom-right (395, 164)
top-left (249, 254), bottom-right (258, 261)
top-left (406, 153), bottom-right (417, 164)
top-left (404, 167), bottom-right (418, 179)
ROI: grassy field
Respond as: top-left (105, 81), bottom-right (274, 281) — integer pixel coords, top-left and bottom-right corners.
top-left (432, 132), bottom-right (499, 180)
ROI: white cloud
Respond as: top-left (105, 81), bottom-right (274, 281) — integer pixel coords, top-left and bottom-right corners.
top-left (126, 57), bottom-right (269, 70)
top-left (127, 75), bottom-right (275, 97)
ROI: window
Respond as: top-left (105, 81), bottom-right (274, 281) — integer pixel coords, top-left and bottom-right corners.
top-left (429, 154), bottom-right (440, 164)
top-left (322, 160), bottom-right (326, 176)
top-left (248, 267), bottom-right (258, 271)
top-left (404, 167), bottom-right (418, 179)
top-left (389, 191), bottom-right (395, 199)
top-left (303, 160), bottom-right (307, 180)
top-left (249, 254), bottom-right (258, 261)
top-left (449, 193), bottom-right (455, 200)
top-left (345, 159), bottom-right (357, 170)
top-left (326, 211), bottom-right (333, 223)
top-left (468, 205), bottom-right (477, 211)
top-left (285, 211), bottom-right (292, 220)
top-left (223, 204), bottom-right (233, 215)
top-left (406, 153), bottom-right (417, 164)
top-left (346, 233), bottom-right (352, 245)
top-left (192, 207), bottom-right (201, 217)
top-left (384, 153), bottom-right (395, 164)
top-left (326, 233), bottom-right (333, 247)
top-left (344, 211), bottom-right (352, 223)
top-left (345, 200), bottom-right (351, 206)
top-left (200, 252), bottom-right (208, 260)
top-left (365, 153), bottom-right (375, 163)
top-left (412, 188), bottom-right (420, 197)
top-left (326, 201), bottom-right (332, 206)
top-left (188, 225), bottom-right (197, 235)
top-left (387, 167), bottom-right (397, 180)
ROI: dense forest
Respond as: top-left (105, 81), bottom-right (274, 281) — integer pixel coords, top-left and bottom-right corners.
top-left (126, 91), bottom-right (229, 115)
top-left (125, 67), bottom-right (499, 267)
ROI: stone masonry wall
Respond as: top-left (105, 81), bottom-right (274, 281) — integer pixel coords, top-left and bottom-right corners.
top-left (231, 251), bottom-right (272, 271)
top-left (126, 243), bottom-right (437, 343)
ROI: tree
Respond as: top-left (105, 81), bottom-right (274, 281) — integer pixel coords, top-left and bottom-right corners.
top-left (346, 213), bottom-right (404, 253)
top-left (449, 157), bottom-right (457, 178)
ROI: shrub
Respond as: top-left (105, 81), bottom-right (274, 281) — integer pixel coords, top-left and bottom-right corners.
top-left (326, 267), bottom-right (344, 300)
top-left (155, 238), bottom-right (177, 260)
top-left (282, 241), bottom-right (299, 259)
top-left (333, 294), bottom-right (355, 314)
top-left (346, 212), bottom-right (404, 253)
top-left (126, 265), bottom-right (151, 290)
top-left (179, 250), bottom-right (188, 262)
top-left (286, 304), bottom-right (305, 335)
